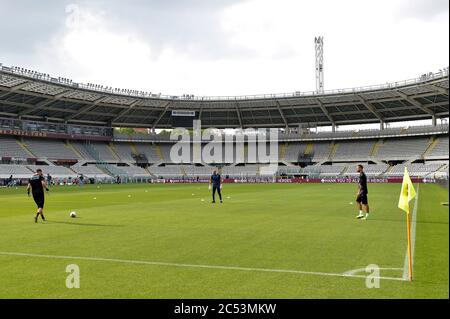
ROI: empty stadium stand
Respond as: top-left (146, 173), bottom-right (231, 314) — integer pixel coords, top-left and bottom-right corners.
top-left (0, 137), bottom-right (31, 158)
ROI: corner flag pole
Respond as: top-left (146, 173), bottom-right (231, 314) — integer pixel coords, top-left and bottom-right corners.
top-left (406, 206), bottom-right (413, 281)
top-left (398, 167), bottom-right (416, 281)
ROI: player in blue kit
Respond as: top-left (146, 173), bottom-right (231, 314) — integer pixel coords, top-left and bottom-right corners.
top-left (209, 170), bottom-right (223, 204)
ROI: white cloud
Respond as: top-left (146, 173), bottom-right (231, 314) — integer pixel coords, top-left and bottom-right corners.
top-left (27, 0), bottom-right (448, 96)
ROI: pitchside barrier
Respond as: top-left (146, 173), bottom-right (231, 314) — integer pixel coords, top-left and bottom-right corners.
top-left (1, 176), bottom-right (438, 187)
top-left (155, 177), bottom-right (436, 184)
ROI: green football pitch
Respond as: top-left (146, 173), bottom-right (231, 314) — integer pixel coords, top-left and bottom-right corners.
top-left (0, 182), bottom-right (448, 298)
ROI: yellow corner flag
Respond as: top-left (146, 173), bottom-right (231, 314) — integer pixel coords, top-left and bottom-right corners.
top-left (398, 167), bottom-right (416, 281)
top-left (398, 167), bottom-right (416, 214)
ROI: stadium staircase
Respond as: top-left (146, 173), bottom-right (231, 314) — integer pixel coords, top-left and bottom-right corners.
top-left (425, 163), bottom-right (448, 177)
top-left (155, 145), bottom-right (164, 161)
top-left (304, 143), bottom-right (314, 156)
top-left (422, 136), bottom-right (439, 158)
top-left (328, 142), bottom-right (338, 160)
top-left (145, 167), bottom-right (157, 178)
top-left (130, 143), bottom-right (139, 157)
top-left (370, 139), bottom-right (383, 157)
top-left (18, 138), bottom-right (37, 158)
top-left (383, 165), bottom-right (395, 175)
top-left (279, 143), bottom-right (286, 161)
top-left (66, 141), bottom-right (85, 159)
top-left (244, 144), bottom-right (248, 163)
top-left (108, 143), bottom-right (121, 161)
top-left (340, 166), bottom-right (349, 176)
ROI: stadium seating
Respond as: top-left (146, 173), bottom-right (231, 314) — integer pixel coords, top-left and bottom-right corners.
top-left (184, 165), bottom-right (214, 177)
top-left (71, 165), bottom-right (110, 178)
top-left (310, 142), bottom-right (332, 162)
top-left (113, 143), bottom-right (136, 162)
top-left (86, 142), bottom-right (119, 161)
top-left (148, 165), bottom-right (184, 178)
top-left (333, 140), bottom-right (375, 161)
top-left (133, 144), bottom-right (161, 163)
top-left (0, 132), bottom-right (448, 180)
top-left (283, 143), bottom-right (306, 162)
top-left (344, 164), bottom-right (389, 176)
top-left (427, 136), bottom-right (449, 159)
top-left (0, 164), bottom-right (33, 178)
top-left (24, 138), bottom-right (80, 160)
top-left (221, 165), bottom-right (259, 178)
top-left (375, 137), bottom-right (430, 160)
top-left (0, 137), bottom-right (31, 158)
top-left (303, 164), bottom-right (347, 176)
top-left (116, 165), bottom-right (150, 177)
top-left (27, 165), bottom-right (77, 178)
top-left (70, 142), bottom-right (95, 160)
top-left (388, 163), bottom-right (445, 177)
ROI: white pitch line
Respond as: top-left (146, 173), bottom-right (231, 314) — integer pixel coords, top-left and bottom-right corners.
top-left (0, 251), bottom-right (404, 282)
top-left (403, 183), bottom-right (419, 280)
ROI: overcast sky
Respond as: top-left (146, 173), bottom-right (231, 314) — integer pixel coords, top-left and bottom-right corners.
top-left (0, 0), bottom-right (448, 97)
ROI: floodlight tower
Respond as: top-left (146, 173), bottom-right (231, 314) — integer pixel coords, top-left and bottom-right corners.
top-left (315, 36), bottom-right (324, 94)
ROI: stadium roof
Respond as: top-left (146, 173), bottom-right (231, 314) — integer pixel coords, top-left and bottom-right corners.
top-left (0, 64), bottom-right (448, 129)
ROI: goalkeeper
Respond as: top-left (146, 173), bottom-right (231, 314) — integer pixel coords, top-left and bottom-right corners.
top-left (209, 170), bottom-right (223, 204)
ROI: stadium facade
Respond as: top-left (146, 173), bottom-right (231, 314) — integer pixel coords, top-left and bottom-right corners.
top-left (0, 64), bottom-right (448, 184)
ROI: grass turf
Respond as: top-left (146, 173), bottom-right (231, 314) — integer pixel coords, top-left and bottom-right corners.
top-left (0, 182), bottom-right (448, 298)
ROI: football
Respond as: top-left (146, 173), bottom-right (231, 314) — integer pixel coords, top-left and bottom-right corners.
top-left (69, 211), bottom-right (77, 218)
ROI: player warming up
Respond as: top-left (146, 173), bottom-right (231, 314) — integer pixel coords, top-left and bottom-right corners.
top-left (209, 170), bottom-right (223, 204)
top-left (27, 168), bottom-right (49, 223)
top-left (355, 164), bottom-right (369, 220)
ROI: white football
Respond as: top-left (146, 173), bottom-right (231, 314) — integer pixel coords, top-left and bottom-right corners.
top-left (70, 211), bottom-right (77, 218)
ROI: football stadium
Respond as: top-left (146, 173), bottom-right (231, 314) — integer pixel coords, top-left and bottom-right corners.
top-left (0, 0), bottom-right (448, 304)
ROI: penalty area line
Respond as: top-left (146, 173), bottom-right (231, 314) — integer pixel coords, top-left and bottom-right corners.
top-left (0, 251), bottom-right (404, 282)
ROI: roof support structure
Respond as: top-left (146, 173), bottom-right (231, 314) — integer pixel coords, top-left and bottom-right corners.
top-left (396, 90), bottom-right (434, 115)
top-left (357, 95), bottom-right (384, 121)
top-left (152, 101), bottom-right (172, 129)
top-left (427, 84), bottom-right (449, 96)
top-left (235, 103), bottom-right (243, 128)
top-left (18, 89), bottom-right (73, 116)
top-left (64, 96), bottom-right (109, 121)
top-left (275, 101), bottom-right (289, 129)
top-left (0, 81), bottom-right (30, 99)
top-left (316, 98), bottom-right (335, 129)
top-left (110, 100), bottom-right (140, 122)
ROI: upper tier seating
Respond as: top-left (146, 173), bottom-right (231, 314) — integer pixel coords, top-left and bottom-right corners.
top-left (310, 142), bottom-right (332, 162)
top-left (426, 136), bottom-right (449, 159)
top-left (24, 138), bottom-right (80, 160)
top-left (113, 143), bottom-right (136, 162)
top-left (283, 143), bottom-right (306, 162)
top-left (133, 144), bottom-right (161, 163)
top-left (0, 137), bottom-right (30, 158)
top-left (87, 142), bottom-right (118, 161)
top-left (70, 142), bottom-right (95, 160)
top-left (376, 137), bottom-right (430, 159)
top-left (333, 140), bottom-right (375, 161)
